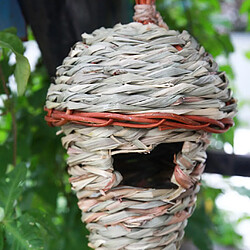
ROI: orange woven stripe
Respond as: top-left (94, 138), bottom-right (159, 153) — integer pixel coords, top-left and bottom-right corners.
top-left (44, 108), bottom-right (234, 134)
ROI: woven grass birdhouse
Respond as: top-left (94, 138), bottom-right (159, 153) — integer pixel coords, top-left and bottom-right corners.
top-left (45, 0), bottom-right (236, 249)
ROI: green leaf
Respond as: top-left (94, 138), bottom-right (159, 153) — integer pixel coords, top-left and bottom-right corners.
top-left (217, 34), bottom-right (234, 56)
top-left (5, 214), bottom-right (44, 250)
top-left (0, 163), bottom-right (27, 218)
top-left (5, 221), bottom-right (30, 250)
top-left (0, 32), bottom-right (24, 54)
top-left (221, 125), bottom-right (235, 146)
top-left (0, 35), bottom-right (30, 96)
top-left (245, 50), bottom-right (250, 60)
top-left (15, 54), bottom-right (31, 95)
top-left (28, 210), bottom-right (58, 238)
top-left (0, 112), bottom-right (12, 145)
top-left (240, 0), bottom-right (250, 13)
top-left (2, 27), bottom-right (17, 35)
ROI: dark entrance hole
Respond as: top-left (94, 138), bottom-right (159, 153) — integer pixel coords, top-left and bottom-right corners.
top-left (113, 142), bottom-right (183, 189)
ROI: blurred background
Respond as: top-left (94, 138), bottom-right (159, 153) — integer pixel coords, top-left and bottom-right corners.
top-left (0, 0), bottom-right (250, 249)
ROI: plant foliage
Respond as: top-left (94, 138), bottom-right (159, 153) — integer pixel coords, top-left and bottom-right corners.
top-left (0, 28), bottom-right (30, 96)
top-left (0, 29), bottom-right (89, 249)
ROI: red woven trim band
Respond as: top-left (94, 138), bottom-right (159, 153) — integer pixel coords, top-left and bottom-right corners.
top-left (44, 108), bottom-right (234, 134)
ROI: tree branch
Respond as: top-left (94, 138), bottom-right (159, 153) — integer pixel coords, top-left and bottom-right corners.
top-left (0, 63), bottom-right (10, 98)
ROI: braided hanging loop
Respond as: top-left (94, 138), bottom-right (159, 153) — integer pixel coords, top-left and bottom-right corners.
top-left (133, 0), bottom-right (168, 28)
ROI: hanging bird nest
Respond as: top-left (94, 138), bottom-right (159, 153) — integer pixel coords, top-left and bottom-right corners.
top-left (45, 0), bottom-right (236, 249)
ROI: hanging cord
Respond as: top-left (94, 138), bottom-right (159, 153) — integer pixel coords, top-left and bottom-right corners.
top-left (133, 0), bottom-right (168, 29)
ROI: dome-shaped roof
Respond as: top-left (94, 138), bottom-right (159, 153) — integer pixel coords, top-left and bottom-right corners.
top-left (45, 22), bottom-right (236, 132)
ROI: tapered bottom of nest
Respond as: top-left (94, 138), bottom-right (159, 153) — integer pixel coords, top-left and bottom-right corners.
top-left (113, 142), bottom-right (183, 189)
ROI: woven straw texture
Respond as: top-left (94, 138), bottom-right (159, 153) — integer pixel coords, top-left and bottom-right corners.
top-left (45, 22), bottom-right (236, 249)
